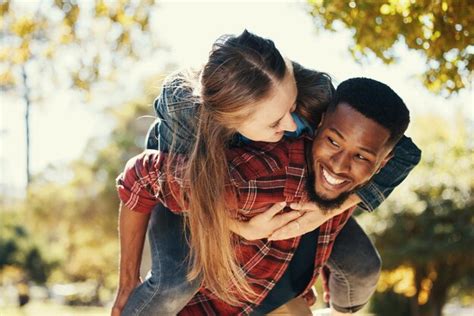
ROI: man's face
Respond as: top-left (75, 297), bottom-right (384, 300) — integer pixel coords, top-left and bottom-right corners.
top-left (308, 103), bottom-right (394, 209)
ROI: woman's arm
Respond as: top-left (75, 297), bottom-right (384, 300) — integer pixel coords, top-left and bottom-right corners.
top-left (146, 73), bottom-right (199, 154)
top-left (268, 194), bottom-right (361, 240)
top-left (112, 204), bottom-right (150, 316)
top-left (228, 202), bottom-right (303, 240)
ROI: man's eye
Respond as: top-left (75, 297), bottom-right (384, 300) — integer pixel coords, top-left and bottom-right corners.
top-left (270, 121), bottom-right (279, 128)
top-left (328, 137), bottom-right (339, 147)
top-left (356, 154), bottom-right (367, 161)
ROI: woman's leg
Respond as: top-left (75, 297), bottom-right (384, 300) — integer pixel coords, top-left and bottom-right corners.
top-left (325, 216), bottom-right (381, 313)
top-left (122, 204), bottom-right (201, 315)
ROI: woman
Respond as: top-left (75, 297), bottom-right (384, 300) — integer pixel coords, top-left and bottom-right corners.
top-left (113, 30), bottom-right (421, 315)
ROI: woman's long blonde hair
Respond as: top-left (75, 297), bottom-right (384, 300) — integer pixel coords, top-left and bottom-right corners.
top-left (171, 31), bottom-right (335, 305)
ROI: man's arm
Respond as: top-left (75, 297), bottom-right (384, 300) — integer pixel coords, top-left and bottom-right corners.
top-left (111, 204), bottom-right (150, 316)
top-left (112, 151), bottom-right (184, 315)
top-left (117, 150), bottom-right (185, 213)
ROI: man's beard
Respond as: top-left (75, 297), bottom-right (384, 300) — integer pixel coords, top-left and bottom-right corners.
top-left (305, 172), bottom-right (352, 212)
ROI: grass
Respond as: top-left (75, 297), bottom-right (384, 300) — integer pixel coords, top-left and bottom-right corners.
top-left (1, 301), bottom-right (109, 316)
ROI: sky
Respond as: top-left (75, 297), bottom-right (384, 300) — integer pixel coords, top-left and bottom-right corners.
top-left (0, 0), bottom-right (472, 195)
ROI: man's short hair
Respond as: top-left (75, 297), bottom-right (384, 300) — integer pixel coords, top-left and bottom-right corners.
top-left (329, 77), bottom-right (410, 145)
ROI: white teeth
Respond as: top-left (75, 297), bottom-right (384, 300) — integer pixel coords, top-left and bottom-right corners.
top-left (322, 168), bottom-right (345, 186)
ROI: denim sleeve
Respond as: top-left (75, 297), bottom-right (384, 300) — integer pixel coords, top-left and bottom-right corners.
top-left (145, 75), bottom-right (198, 154)
top-left (356, 135), bottom-right (422, 212)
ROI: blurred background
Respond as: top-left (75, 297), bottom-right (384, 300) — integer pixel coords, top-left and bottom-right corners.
top-left (0, 0), bottom-right (472, 315)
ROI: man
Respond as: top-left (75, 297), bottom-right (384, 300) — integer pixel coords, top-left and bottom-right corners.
top-left (117, 77), bottom-right (414, 315)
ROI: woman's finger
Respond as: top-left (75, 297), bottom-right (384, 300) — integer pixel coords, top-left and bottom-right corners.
top-left (289, 201), bottom-right (322, 212)
top-left (262, 202), bottom-right (287, 219)
top-left (272, 210), bottom-right (302, 229)
top-left (268, 220), bottom-right (300, 240)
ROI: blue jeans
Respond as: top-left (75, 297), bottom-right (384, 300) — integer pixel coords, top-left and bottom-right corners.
top-left (121, 205), bottom-right (201, 316)
top-left (325, 215), bottom-right (381, 313)
top-left (121, 205), bottom-right (381, 315)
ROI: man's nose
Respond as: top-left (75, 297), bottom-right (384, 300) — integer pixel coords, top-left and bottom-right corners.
top-left (280, 112), bottom-right (297, 132)
top-left (330, 151), bottom-right (351, 174)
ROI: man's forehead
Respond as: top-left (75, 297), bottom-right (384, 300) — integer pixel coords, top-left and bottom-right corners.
top-left (323, 103), bottom-right (392, 153)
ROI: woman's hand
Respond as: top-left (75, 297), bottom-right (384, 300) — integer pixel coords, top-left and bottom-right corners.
top-left (230, 202), bottom-right (302, 240)
top-left (268, 194), bottom-right (361, 240)
top-left (268, 202), bottom-right (329, 240)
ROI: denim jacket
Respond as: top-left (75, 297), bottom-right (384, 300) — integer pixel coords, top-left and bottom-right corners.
top-left (146, 74), bottom-right (422, 212)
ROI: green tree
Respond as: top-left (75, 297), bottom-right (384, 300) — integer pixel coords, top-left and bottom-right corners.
top-left (307, 0), bottom-right (473, 96)
top-left (0, 217), bottom-right (54, 284)
top-left (362, 115), bottom-right (474, 316)
top-left (18, 74), bottom-right (164, 301)
top-left (0, 0), bottom-right (160, 185)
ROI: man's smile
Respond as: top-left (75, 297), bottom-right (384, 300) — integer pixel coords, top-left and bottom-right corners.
top-left (321, 167), bottom-right (348, 186)
top-left (316, 164), bottom-right (352, 198)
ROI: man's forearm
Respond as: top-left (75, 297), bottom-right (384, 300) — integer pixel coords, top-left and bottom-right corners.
top-left (118, 203), bottom-right (151, 286)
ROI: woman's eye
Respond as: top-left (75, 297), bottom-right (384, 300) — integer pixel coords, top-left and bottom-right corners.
top-left (270, 122), bottom-right (279, 128)
top-left (328, 137), bottom-right (339, 147)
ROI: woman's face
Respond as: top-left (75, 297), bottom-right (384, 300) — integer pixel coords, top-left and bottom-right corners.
top-left (236, 62), bottom-right (298, 143)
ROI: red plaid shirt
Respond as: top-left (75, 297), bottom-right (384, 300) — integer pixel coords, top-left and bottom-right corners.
top-left (117, 135), bottom-right (354, 315)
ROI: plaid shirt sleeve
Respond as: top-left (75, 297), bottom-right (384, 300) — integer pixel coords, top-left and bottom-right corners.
top-left (116, 150), bottom-right (184, 213)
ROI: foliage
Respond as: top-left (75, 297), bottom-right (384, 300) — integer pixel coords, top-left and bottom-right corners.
top-left (0, 213), bottom-right (55, 284)
top-left (307, 0), bottom-right (473, 96)
top-left (0, 0), bottom-right (161, 184)
top-left (0, 68), bottom-right (162, 302)
top-left (361, 115), bottom-right (474, 315)
top-left (13, 77), bottom-right (159, 301)
top-left (370, 288), bottom-right (412, 316)
top-left (0, 0), bottom-right (160, 92)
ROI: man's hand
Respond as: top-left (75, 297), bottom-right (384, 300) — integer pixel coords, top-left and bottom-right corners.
top-left (268, 202), bottom-right (329, 240)
top-left (111, 279), bottom-right (141, 316)
top-left (230, 202), bottom-right (303, 240)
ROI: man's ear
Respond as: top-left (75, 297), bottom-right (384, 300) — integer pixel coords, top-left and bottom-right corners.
top-left (376, 149), bottom-right (394, 174)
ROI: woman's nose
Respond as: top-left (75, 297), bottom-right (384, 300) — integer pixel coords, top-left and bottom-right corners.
top-left (280, 112), bottom-right (297, 132)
